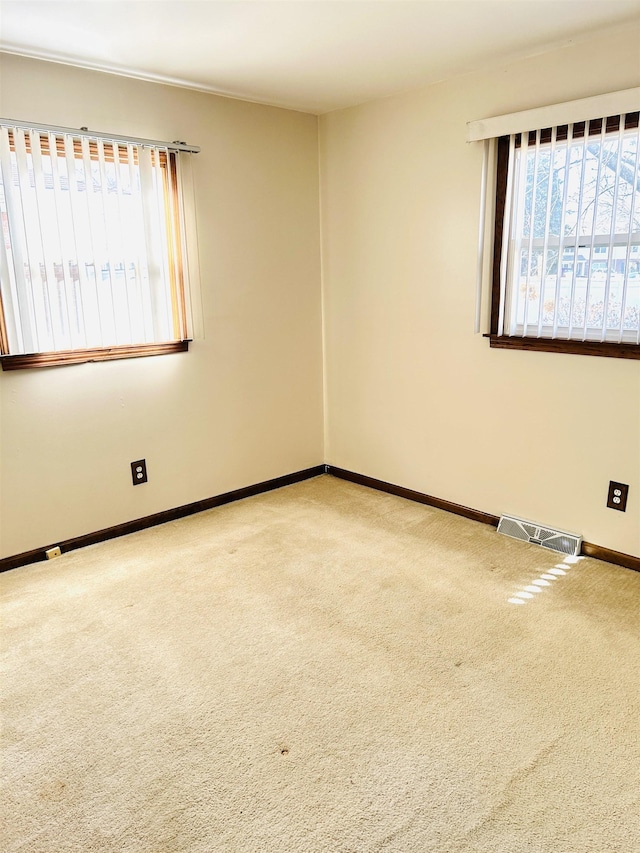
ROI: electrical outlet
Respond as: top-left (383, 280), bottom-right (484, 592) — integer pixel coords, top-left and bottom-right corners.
top-left (607, 481), bottom-right (628, 512)
top-left (45, 546), bottom-right (62, 560)
top-left (131, 459), bottom-right (148, 486)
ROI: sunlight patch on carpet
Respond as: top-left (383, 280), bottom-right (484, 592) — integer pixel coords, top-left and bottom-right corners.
top-left (508, 554), bottom-right (584, 605)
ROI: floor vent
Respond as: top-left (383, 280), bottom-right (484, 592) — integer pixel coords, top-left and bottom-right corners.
top-left (497, 514), bottom-right (582, 557)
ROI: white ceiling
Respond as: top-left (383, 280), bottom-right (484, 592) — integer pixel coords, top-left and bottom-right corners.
top-left (1, 1), bottom-right (639, 114)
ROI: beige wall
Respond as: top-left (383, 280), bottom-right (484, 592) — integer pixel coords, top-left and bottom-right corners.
top-left (2, 29), bottom-right (640, 562)
top-left (320, 26), bottom-right (640, 557)
top-left (0, 55), bottom-right (324, 557)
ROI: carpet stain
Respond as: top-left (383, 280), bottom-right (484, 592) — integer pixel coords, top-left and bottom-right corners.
top-left (38, 780), bottom-right (67, 801)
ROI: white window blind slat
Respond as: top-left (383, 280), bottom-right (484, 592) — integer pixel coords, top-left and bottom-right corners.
top-left (151, 148), bottom-right (175, 341)
top-left (79, 136), bottom-right (106, 347)
top-left (567, 126), bottom-right (589, 340)
top-left (31, 130), bottom-right (66, 351)
top-left (63, 134), bottom-right (90, 348)
top-left (125, 143), bottom-right (153, 343)
top-left (620, 128), bottom-right (640, 343)
top-left (581, 120), bottom-right (607, 342)
top-left (45, 131), bottom-right (81, 349)
top-left (139, 146), bottom-right (166, 342)
top-left (601, 118), bottom-right (626, 340)
top-left (537, 127), bottom-right (558, 339)
top-left (474, 139), bottom-right (490, 334)
top-left (552, 125), bottom-right (573, 340)
top-left (16, 129), bottom-right (51, 352)
top-left (95, 138), bottom-right (120, 345)
top-left (0, 127), bottom-right (29, 352)
top-left (111, 142), bottom-right (136, 345)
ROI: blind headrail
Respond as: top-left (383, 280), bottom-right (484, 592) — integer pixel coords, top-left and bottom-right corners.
top-left (0, 117), bottom-right (200, 153)
top-left (467, 88), bottom-right (640, 142)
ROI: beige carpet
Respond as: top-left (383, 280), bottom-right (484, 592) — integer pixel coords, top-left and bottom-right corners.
top-left (2, 475), bottom-right (639, 852)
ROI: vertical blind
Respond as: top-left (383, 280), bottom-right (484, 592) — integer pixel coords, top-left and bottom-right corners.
top-left (0, 124), bottom-right (191, 355)
top-left (502, 115), bottom-right (640, 343)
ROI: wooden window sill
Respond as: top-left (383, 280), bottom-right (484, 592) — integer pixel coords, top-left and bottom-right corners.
top-left (0, 340), bottom-right (190, 371)
top-left (485, 335), bottom-right (640, 360)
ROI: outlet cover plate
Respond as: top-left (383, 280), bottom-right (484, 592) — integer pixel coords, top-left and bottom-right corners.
top-left (607, 481), bottom-right (628, 512)
top-left (131, 459), bottom-right (148, 485)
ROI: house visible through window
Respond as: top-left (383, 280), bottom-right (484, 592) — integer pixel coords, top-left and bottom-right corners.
top-left (489, 112), bottom-right (640, 358)
top-left (0, 123), bottom-right (198, 369)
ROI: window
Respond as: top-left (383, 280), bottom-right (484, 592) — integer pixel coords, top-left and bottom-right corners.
top-left (0, 122), bottom-right (198, 369)
top-left (489, 112), bottom-right (639, 359)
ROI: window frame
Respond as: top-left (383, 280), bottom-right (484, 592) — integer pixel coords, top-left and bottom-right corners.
top-left (487, 112), bottom-right (640, 360)
top-left (0, 126), bottom-right (194, 370)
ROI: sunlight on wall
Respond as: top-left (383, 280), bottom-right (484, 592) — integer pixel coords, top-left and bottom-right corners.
top-left (508, 554), bottom-right (583, 604)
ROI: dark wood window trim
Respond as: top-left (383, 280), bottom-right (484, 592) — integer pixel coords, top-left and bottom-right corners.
top-left (0, 340), bottom-right (190, 371)
top-left (485, 334), bottom-right (639, 359)
top-left (490, 135), bottom-right (511, 337)
top-left (489, 113), bottom-right (640, 361)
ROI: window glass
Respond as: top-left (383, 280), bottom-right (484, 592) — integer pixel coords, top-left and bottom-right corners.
top-left (491, 113), bottom-right (639, 355)
top-left (0, 125), bottom-right (193, 366)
